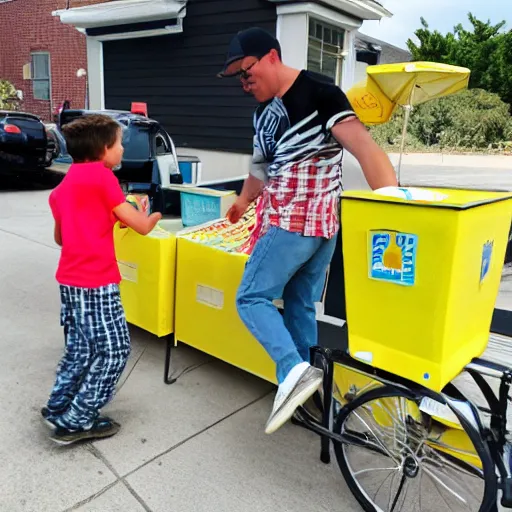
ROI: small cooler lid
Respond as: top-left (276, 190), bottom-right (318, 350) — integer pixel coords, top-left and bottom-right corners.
top-left (342, 187), bottom-right (512, 210)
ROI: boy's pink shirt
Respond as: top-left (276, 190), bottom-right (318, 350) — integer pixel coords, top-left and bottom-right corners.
top-left (49, 161), bottom-right (126, 289)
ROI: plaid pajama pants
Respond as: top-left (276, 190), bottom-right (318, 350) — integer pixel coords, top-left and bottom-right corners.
top-left (47, 284), bottom-right (131, 430)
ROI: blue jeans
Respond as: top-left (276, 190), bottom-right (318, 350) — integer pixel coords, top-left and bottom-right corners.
top-left (236, 226), bottom-right (337, 384)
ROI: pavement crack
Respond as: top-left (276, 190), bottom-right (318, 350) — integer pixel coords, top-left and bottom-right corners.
top-left (122, 480), bottom-right (154, 512)
top-left (86, 445), bottom-right (154, 511)
top-left (122, 389), bottom-right (273, 481)
top-left (61, 480), bottom-right (119, 511)
top-left (0, 226), bottom-right (59, 251)
top-left (87, 444), bottom-right (122, 479)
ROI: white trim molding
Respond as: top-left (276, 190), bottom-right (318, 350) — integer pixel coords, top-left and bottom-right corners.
top-left (271, 0), bottom-right (391, 21)
top-left (92, 20), bottom-right (183, 42)
top-left (52, 0), bottom-right (187, 29)
top-left (86, 38), bottom-right (104, 110)
top-left (277, 3), bottom-right (362, 30)
top-left (276, 12), bottom-right (309, 69)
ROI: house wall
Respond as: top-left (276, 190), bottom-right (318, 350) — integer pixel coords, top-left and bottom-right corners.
top-left (101, 0), bottom-right (277, 156)
top-left (0, 0), bottom-right (87, 121)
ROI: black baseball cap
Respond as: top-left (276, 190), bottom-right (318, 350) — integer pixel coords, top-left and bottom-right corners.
top-left (217, 27), bottom-right (281, 78)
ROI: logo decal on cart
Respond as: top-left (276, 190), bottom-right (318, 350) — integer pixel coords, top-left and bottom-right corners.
top-left (480, 240), bottom-right (494, 284)
top-left (369, 231), bottom-right (418, 286)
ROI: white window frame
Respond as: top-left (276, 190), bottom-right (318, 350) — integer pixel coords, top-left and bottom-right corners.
top-left (31, 52), bottom-right (51, 101)
top-left (307, 18), bottom-right (346, 86)
top-left (276, 3), bottom-right (360, 90)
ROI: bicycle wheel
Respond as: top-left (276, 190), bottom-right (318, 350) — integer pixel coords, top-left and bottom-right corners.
top-left (333, 385), bottom-right (497, 512)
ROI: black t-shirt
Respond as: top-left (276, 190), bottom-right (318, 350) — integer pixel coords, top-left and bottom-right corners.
top-left (251, 70), bottom-right (356, 180)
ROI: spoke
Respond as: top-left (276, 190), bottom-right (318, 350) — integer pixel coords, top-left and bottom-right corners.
top-left (430, 471), bottom-right (459, 512)
top-left (373, 466), bottom-right (398, 504)
top-left (421, 458), bottom-right (482, 502)
top-left (421, 451), bottom-right (483, 480)
top-left (354, 466), bottom-right (401, 477)
top-left (349, 410), bottom-right (401, 463)
top-left (422, 465), bottom-right (467, 504)
top-left (390, 473), bottom-right (407, 512)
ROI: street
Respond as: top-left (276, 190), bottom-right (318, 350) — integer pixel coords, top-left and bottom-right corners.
top-left (0, 156), bottom-right (511, 512)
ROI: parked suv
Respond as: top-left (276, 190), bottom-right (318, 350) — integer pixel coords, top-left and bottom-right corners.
top-left (0, 111), bottom-right (56, 170)
top-left (49, 108), bottom-right (184, 214)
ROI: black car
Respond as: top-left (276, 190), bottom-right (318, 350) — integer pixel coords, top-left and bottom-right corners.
top-left (0, 111), bottom-right (56, 170)
top-left (51, 108), bottom-right (184, 214)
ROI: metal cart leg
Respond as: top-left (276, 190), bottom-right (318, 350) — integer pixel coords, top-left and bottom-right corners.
top-left (320, 357), bottom-right (334, 464)
top-left (164, 334), bottom-right (177, 385)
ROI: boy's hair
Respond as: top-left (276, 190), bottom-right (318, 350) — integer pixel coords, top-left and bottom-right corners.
top-left (62, 114), bottom-right (121, 163)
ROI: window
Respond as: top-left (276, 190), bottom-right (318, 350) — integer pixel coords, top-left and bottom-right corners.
top-left (155, 131), bottom-right (171, 155)
top-left (307, 19), bottom-right (345, 86)
top-left (121, 124), bottom-right (150, 160)
top-left (31, 53), bottom-right (50, 101)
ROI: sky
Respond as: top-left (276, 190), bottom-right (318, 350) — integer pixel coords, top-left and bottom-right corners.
top-left (360, 0), bottom-right (511, 50)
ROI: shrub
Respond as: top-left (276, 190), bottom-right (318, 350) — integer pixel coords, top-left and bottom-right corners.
top-left (0, 80), bottom-right (17, 110)
top-left (369, 88), bottom-right (512, 151)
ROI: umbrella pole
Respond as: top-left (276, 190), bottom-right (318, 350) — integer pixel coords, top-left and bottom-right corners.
top-left (397, 84), bottom-right (417, 186)
top-left (397, 105), bottom-right (412, 186)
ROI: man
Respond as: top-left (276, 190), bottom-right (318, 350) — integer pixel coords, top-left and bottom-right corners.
top-left (218, 27), bottom-right (397, 435)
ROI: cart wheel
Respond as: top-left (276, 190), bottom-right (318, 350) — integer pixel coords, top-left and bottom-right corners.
top-left (333, 385), bottom-right (497, 512)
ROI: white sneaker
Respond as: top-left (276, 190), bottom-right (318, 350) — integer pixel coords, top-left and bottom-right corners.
top-left (265, 362), bottom-right (324, 435)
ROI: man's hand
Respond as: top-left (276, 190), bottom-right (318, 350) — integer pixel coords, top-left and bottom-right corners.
top-left (226, 173), bottom-right (265, 224)
top-left (332, 117), bottom-right (398, 190)
top-left (226, 197), bottom-right (250, 224)
top-left (114, 202), bottom-right (162, 235)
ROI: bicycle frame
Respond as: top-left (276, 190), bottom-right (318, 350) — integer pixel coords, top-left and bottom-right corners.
top-left (293, 345), bottom-right (512, 509)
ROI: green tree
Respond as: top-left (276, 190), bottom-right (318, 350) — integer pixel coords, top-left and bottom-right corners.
top-left (0, 80), bottom-right (17, 110)
top-left (406, 14), bottom-right (512, 108)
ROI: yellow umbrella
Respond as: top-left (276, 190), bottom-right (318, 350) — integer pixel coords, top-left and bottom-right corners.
top-left (346, 62), bottom-right (471, 183)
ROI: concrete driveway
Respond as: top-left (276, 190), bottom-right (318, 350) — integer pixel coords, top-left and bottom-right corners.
top-left (0, 174), bottom-right (359, 512)
top-left (1, 151), bottom-right (511, 512)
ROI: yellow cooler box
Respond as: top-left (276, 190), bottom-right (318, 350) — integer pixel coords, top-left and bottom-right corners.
top-left (174, 206), bottom-right (277, 384)
top-left (114, 219), bottom-right (182, 338)
top-left (341, 187), bottom-right (512, 391)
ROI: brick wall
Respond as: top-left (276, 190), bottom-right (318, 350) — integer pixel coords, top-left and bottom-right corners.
top-left (0, 0), bottom-right (95, 121)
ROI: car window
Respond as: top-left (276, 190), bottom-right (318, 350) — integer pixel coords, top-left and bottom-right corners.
top-left (121, 124), bottom-right (150, 160)
top-left (155, 131), bottom-right (172, 155)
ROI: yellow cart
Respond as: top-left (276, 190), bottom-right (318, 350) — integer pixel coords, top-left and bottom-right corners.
top-left (114, 218), bottom-right (183, 383)
top-left (173, 236), bottom-right (277, 384)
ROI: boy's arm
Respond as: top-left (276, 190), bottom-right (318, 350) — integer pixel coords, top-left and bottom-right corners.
top-left (103, 171), bottom-right (162, 235)
top-left (113, 203), bottom-right (162, 235)
top-left (54, 221), bottom-right (62, 246)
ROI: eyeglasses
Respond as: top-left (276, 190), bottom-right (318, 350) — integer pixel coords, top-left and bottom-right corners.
top-left (223, 58), bottom-right (260, 79)
top-left (238, 59), bottom-right (259, 80)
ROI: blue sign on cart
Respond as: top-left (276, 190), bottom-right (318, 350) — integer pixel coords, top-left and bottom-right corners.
top-left (480, 240), bottom-right (494, 284)
top-left (369, 230), bottom-right (418, 286)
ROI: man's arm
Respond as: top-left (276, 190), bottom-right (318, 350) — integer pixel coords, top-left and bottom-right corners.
top-left (331, 118), bottom-right (398, 190)
top-left (54, 221), bottom-right (62, 246)
top-left (113, 203), bottom-right (162, 236)
top-left (239, 173), bottom-right (265, 204)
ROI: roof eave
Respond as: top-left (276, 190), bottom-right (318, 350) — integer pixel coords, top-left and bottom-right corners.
top-left (52, 0), bottom-right (187, 30)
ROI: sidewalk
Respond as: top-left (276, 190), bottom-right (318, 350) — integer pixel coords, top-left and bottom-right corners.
top-left (0, 188), bottom-right (356, 512)
top-left (388, 152), bottom-right (512, 169)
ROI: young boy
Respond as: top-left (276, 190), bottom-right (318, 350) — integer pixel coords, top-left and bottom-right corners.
top-left (42, 114), bottom-right (162, 445)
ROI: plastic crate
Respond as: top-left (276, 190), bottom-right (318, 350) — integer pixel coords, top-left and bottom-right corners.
top-left (178, 187), bottom-right (236, 227)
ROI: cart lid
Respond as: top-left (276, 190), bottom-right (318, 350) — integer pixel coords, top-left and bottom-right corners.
top-left (342, 187), bottom-right (512, 210)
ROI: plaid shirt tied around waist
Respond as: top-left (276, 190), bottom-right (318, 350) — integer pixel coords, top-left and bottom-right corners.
top-left (260, 156), bottom-right (342, 239)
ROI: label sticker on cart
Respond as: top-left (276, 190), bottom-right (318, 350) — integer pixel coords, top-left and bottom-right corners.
top-left (419, 397), bottom-right (461, 427)
top-left (369, 231), bottom-right (418, 286)
top-left (196, 284), bottom-right (224, 309)
top-left (118, 261), bottom-right (138, 283)
top-left (480, 240), bottom-right (494, 284)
